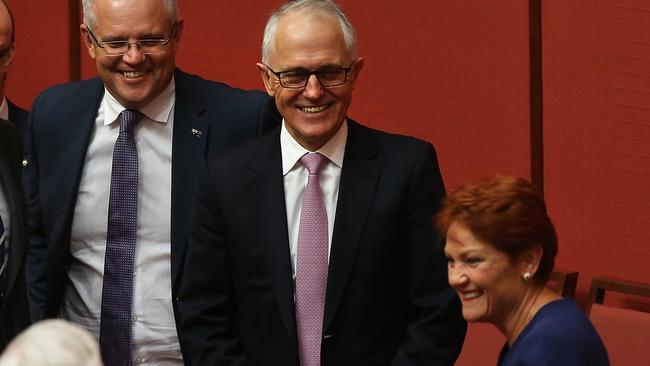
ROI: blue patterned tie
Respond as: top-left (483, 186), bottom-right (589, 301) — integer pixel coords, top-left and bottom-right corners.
top-left (100, 109), bottom-right (142, 366)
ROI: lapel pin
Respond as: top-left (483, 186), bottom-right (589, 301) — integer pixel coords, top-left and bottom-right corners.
top-left (191, 128), bottom-right (203, 138)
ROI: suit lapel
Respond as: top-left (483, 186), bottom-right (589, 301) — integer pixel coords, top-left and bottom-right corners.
top-left (170, 70), bottom-right (210, 288)
top-left (52, 81), bottom-right (104, 252)
top-left (323, 121), bottom-right (382, 332)
top-left (244, 129), bottom-right (297, 340)
top-left (44, 80), bottom-right (104, 310)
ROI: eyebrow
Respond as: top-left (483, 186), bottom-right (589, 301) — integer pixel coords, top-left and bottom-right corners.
top-left (281, 64), bottom-right (346, 72)
top-left (98, 31), bottom-right (168, 42)
top-left (446, 249), bottom-right (483, 259)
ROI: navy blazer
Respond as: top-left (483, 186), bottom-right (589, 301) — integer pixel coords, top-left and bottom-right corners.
top-left (177, 120), bottom-right (467, 365)
top-left (23, 69), bottom-right (281, 321)
top-left (0, 119), bottom-right (29, 350)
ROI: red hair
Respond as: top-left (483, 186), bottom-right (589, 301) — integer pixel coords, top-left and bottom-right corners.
top-left (436, 176), bottom-right (557, 283)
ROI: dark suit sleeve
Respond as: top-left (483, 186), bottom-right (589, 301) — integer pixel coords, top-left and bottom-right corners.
top-left (391, 143), bottom-right (466, 365)
top-left (176, 160), bottom-right (248, 366)
top-left (21, 98), bottom-right (47, 322)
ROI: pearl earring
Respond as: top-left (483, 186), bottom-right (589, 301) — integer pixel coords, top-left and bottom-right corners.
top-left (523, 272), bottom-right (531, 281)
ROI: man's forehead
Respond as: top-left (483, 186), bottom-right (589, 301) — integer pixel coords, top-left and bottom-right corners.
top-left (270, 15), bottom-right (349, 67)
top-left (91, 8), bottom-right (174, 37)
top-left (92, 0), bottom-right (173, 25)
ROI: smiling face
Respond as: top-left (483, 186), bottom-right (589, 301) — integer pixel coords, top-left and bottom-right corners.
top-left (81, 0), bottom-right (182, 109)
top-left (444, 220), bottom-right (529, 325)
top-left (257, 11), bottom-right (363, 151)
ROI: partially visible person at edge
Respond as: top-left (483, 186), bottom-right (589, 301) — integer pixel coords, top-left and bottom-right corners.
top-left (0, 119), bottom-right (29, 351)
top-left (22, 0), bottom-right (279, 364)
top-left (0, 1), bottom-right (27, 134)
top-left (437, 175), bottom-right (610, 366)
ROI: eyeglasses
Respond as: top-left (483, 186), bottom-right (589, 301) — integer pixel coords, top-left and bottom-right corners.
top-left (0, 46), bottom-right (13, 67)
top-left (86, 23), bottom-right (177, 57)
top-left (264, 64), bottom-right (352, 89)
top-left (0, 46), bottom-right (13, 59)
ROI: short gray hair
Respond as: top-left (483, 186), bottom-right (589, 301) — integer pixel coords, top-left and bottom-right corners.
top-left (82, 0), bottom-right (179, 29)
top-left (261, 0), bottom-right (357, 65)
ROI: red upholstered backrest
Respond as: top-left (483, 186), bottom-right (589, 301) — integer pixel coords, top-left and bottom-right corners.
top-left (589, 304), bottom-right (650, 366)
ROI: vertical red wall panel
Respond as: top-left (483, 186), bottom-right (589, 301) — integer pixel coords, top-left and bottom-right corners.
top-left (5, 0), bottom-right (71, 110)
top-left (334, 0), bottom-right (531, 187)
top-left (544, 0), bottom-right (650, 303)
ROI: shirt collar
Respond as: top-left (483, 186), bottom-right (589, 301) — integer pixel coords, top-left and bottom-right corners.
top-left (102, 77), bottom-right (176, 126)
top-left (280, 119), bottom-right (348, 176)
top-left (0, 97), bottom-right (8, 121)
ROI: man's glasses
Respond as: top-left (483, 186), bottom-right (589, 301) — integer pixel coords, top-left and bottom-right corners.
top-left (0, 46), bottom-right (13, 59)
top-left (86, 23), bottom-right (177, 57)
top-left (264, 64), bottom-right (352, 89)
top-left (0, 46), bottom-right (13, 67)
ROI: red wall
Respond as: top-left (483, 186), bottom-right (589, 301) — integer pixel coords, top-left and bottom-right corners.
top-left (9, 0), bottom-right (531, 189)
top-left (544, 0), bottom-right (650, 306)
top-left (5, 0), bottom-right (649, 364)
top-left (6, 0), bottom-right (71, 110)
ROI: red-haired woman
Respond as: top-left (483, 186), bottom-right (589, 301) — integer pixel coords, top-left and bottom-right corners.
top-left (437, 176), bottom-right (609, 365)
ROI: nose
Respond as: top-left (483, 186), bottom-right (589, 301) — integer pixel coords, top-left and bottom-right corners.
top-left (302, 74), bottom-right (324, 99)
top-left (448, 265), bottom-right (467, 287)
top-left (122, 43), bottom-right (146, 63)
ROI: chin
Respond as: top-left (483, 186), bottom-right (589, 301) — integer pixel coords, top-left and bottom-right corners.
top-left (461, 311), bottom-right (486, 323)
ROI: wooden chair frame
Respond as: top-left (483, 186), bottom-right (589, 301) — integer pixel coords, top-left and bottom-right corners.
top-left (586, 276), bottom-right (650, 314)
top-left (549, 268), bottom-right (579, 298)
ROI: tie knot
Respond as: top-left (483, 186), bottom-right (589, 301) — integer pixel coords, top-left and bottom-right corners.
top-left (300, 152), bottom-right (327, 175)
top-left (118, 109), bottom-right (143, 133)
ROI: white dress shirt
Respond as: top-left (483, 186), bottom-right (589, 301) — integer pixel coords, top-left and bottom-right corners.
top-left (280, 120), bottom-right (348, 278)
top-left (61, 79), bottom-right (183, 365)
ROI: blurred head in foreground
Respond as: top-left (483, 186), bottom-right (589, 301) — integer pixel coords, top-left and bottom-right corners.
top-left (0, 319), bottom-right (103, 366)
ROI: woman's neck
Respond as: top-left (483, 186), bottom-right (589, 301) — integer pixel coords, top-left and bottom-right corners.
top-left (498, 286), bottom-right (562, 346)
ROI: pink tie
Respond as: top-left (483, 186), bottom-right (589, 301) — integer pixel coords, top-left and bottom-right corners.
top-left (295, 152), bottom-right (329, 366)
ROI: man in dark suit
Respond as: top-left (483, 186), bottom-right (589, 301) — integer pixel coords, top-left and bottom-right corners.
top-left (23, 0), bottom-right (278, 364)
top-left (0, 119), bottom-right (29, 350)
top-left (177, 1), bottom-right (466, 365)
top-left (0, 0), bottom-right (28, 133)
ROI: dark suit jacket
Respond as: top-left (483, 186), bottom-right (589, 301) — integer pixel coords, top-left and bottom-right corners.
top-left (7, 99), bottom-right (28, 137)
top-left (177, 120), bottom-right (467, 366)
top-left (0, 119), bottom-right (29, 350)
top-left (23, 69), bottom-right (280, 322)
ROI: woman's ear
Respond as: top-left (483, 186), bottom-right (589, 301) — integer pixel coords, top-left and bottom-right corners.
top-left (520, 245), bottom-right (543, 280)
